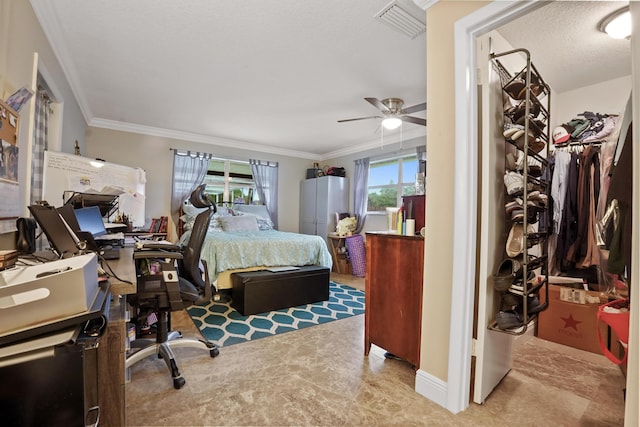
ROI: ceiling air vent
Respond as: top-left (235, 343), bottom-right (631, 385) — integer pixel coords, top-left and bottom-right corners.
top-left (375, 0), bottom-right (426, 40)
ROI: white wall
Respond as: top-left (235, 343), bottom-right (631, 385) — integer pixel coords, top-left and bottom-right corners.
top-left (84, 127), bottom-right (320, 237)
top-left (554, 75), bottom-right (632, 126)
top-left (0, 0), bottom-right (86, 248)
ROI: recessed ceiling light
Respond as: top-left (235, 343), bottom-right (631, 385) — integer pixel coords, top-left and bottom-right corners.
top-left (599, 6), bottom-right (631, 40)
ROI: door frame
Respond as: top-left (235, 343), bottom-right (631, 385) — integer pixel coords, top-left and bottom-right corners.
top-left (444, 0), bottom-right (639, 419)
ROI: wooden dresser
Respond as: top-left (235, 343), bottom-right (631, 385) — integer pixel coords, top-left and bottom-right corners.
top-left (365, 232), bottom-right (424, 368)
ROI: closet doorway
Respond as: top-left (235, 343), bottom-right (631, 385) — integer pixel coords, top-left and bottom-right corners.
top-left (449, 2), bottom-right (638, 422)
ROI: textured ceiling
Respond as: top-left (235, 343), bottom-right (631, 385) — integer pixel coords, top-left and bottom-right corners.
top-left (497, 1), bottom-right (631, 93)
top-left (30, 0), bottom-right (427, 159)
top-left (30, 1), bottom-right (631, 160)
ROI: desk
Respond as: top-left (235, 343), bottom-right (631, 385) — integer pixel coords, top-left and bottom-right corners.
top-left (327, 234), bottom-right (352, 275)
top-left (98, 246), bottom-right (135, 427)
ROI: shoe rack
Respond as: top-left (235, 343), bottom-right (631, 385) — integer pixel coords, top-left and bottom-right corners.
top-left (489, 48), bottom-right (551, 335)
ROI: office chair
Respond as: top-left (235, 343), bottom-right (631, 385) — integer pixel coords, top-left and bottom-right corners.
top-left (125, 184), bottom-right (219, 389)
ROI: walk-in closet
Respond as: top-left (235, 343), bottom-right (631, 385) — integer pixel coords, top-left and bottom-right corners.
top-left (474, 2), bottom-right (631, 424)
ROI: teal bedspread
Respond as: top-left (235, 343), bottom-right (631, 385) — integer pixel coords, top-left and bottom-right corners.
top-left (180, 230), bottom-right (332, 280)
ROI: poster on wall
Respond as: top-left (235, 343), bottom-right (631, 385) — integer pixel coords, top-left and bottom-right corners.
top-left (0, 100), bottom-right (20, 233)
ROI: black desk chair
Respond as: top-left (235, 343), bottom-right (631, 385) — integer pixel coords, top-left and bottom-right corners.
top-left (125, 184), bottom-right (219, 389)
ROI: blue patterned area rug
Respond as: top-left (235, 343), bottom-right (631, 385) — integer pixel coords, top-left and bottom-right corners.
top-left (187, 282), bottom-right (365, 347)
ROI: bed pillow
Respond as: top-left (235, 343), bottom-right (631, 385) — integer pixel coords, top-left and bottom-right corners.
top-left (218, 215), bottom-right (259, 232)
top-left (233, 205), bottom-right (274, 230)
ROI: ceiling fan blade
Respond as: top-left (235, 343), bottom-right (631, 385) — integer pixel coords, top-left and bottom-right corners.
top-left (403, 102), bottom-right (426, 114)
top-left (364, 97), bottom-right (391, 113)
top-left (401, 116), bottom-right (426, 126)
top-left (337, 116), bottom-right (382, 123)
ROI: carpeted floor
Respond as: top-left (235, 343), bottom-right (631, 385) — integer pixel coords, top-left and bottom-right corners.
top-left (187, 282), bottom-right (365, 347)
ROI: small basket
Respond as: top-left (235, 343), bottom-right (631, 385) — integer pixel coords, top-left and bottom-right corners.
top-left (596, 298), bottom-right (630, 365)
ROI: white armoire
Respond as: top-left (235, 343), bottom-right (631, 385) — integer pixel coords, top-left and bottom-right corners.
top-left (299, 176), bottom-right (349, 242)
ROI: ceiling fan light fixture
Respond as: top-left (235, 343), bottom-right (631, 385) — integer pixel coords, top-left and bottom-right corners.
top-left (599, 6), bottom-right (631, 40)
top-left (382, 117), bottom-right (402, 130)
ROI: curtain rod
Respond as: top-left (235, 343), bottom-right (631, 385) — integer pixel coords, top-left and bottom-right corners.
top-left (170, 148), bottom-right (249, 164)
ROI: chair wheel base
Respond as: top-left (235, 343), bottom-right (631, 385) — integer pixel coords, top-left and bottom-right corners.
top-left (210, 347), bottom-right (220, 357)
top-left (173, 377), bottom-right (186, 389)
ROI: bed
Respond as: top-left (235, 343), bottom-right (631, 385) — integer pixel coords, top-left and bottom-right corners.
top-left (178, 204), bottom-right (332, 290)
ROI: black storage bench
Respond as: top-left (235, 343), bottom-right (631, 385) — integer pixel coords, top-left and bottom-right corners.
top-left (230, 266), bottom-right (330, 315)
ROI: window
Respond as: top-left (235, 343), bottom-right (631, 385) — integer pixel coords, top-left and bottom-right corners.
top-left (367, 155), bottom-right (418, 212)
top-left (203, 159), bottom-right (256, 205)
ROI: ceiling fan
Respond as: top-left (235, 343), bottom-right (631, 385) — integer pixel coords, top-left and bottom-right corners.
top-left (338, 97), bottom-right (426, 129)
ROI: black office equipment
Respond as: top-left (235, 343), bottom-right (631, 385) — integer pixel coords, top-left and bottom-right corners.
top-left (63, 191), bottom-right (119, 219)
top-left (56, 204), bottom-right (102, 254)
top-left (28, 204), bottom-right (81, 259)
top-left (0, 282), bottom-right (110, 427)
top-left (15, 217), bottom-right (37, 254)
top-left (62, 205), bottom-right (121, 260)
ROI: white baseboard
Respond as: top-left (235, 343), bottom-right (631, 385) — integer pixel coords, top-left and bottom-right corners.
top-left (414, 369), bottom-right (449, 410)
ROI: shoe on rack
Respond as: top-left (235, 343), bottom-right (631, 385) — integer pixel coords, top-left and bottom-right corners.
top-left (512, 129), bottom-right (540, 151)
top-left (511, 151), bottom-right (544, 178)
top-left (515, 116), bottom-right (546, 136)
top-left (504, 79), bottom-right (526, 100)
top-left (496, 310), bottom-right (524, 330)
top-left (505, 99), bottom-right (541, 121)
top-left (528, 164), bottom-right (543, 177)
top-left (509, 275), bottom-right (538, 296)
top-left (513, 69), bottom-right (546, 99)
top-left (504, 171), bottom-right (524, 196)
top-left (529, 137), bottom-right (547, 154)
top-left (506, 223), bottom-right (536, 257)
top-left (504, 201), bottom-right (524, 221)
top-left (493, 258), bottom-right (522, 292)
top-left (506, 223), bottom-right (524, 257)
top-left (505, 198), bottom-right (523, 216)
top-left (505, 152), bottom-right (519, 171)
top-left (528, 191), bottom-right (548, 207)
top-left (520, 295), bottom-right (545, 315)
top-left (501, 292), bottom-right (520, 311)
top-left (503, 124), bottom-right (524, 140)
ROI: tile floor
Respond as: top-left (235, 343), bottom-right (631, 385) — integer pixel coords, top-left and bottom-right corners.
top-left (125, 273), bottom-right (626, 426)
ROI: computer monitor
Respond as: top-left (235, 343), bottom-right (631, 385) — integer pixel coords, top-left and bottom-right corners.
top-left (28, 204), bottom-right (81, 259)
top-left (74, 206), bottom-right (107, 237)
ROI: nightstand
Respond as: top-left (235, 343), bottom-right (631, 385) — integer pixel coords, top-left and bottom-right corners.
top-left (327, 234), bottom-right (352, 275)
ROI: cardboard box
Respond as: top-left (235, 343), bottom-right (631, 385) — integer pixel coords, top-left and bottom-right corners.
top-left (537, 284), bottom-right (608, 354)
top-left (0, 253), bottom-right (99, 335)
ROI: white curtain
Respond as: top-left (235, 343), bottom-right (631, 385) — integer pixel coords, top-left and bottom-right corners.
top-left (353, 157), bottom-right (369, 233)
top-left (250, 159), bottom-right (278, 229)
top-left (171, 150), bottom-right (212, 233)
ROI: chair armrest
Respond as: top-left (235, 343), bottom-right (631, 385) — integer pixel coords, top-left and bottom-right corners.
top-left (133, 250), bottom-right (184, 260)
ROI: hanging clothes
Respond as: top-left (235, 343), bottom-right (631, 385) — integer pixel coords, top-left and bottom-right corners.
top-left (566, 145), bottom-right (600, 266)
top-left (556, 151), bottom-right (580, 272)
top-left (606, 122), bottom-right (633, 278)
